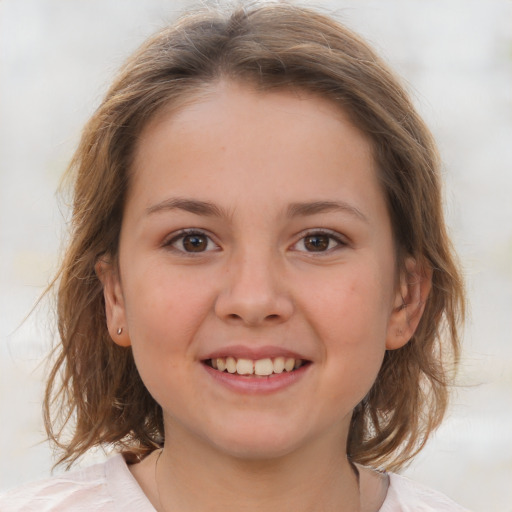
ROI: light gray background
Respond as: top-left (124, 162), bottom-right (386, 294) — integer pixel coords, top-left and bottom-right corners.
top-left (1, 1), bottom-right (511, 511)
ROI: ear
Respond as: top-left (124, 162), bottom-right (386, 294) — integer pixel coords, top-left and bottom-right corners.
top-left (95, 258), bottom-right (131, 347)
top-left (386, 257), bottom-right (432, 350)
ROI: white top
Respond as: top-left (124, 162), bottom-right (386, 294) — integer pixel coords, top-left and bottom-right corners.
top-left (0, 454), bottom-right (470, 511)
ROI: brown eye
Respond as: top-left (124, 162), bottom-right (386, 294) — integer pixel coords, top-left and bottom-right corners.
top-left (182, 234), bottom-right (209, 252)
top-left (167, 231), bottom-right (218, 254)
top-left (293, 231), bottom-right (346, 254)
top-left (303, 234), bottom-right (330, 251)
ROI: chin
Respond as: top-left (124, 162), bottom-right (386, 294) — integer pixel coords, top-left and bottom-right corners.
top-left (206, 420), bottom-right (311, 461)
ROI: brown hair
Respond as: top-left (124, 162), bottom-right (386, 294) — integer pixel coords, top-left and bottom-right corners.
top-left (45, 2), bottom-right (465, 471)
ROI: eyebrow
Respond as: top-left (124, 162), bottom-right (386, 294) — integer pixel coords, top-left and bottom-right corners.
top-left (146, 197), bottom-right (368, 223)
top-left (286, 201), bottom-right (369, 223)
top-left (146, 197), bottom-right (226, 217)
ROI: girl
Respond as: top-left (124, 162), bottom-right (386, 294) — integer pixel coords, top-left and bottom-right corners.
top-left (1, 2), bottom-right (467, 511)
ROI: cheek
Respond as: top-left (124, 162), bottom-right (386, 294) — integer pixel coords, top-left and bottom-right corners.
top-left (125, 255), bottom-right (207, 316)
top-left (304, 262), bottom-right (395, 340)
top-left (121, 260), bottom-right (216, 364)
top-left (120, 265), bottom-right (211, 408)
top-left (300, 263), bottom-right (393, 397)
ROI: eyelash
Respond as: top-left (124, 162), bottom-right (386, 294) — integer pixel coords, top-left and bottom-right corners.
top-left (163, 229), bottom-right (219, 254)
top-left (292, 229), bottom-right (348, 254)
top-left (163, 228), bottom-right (347, 255)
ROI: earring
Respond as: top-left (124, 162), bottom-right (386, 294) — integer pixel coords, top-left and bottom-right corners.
top-left (117, 327), bottom-right (123, 335)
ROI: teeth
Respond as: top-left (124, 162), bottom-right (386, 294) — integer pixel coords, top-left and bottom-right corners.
top-left (254, 358), bottom-right (273, 376)
top-left (209, 356), bottom-right (305, 375)
top-left (273, 356), bottom-right (285, 374)
top-left (236, 358), bottom-right (254, 375)
top-left (226, 356), bottom-right (237, 374)
top-left (284, 358), bottom-right (295, 372)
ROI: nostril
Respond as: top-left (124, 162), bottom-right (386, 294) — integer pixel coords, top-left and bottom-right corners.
top-left (224, 312), bottom-right (281, 326)
top-left (214, 291), bottom-right (294, 326)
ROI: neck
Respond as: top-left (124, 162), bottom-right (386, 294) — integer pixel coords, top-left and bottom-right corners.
top-left (152, 424), bottom-right (360, 512)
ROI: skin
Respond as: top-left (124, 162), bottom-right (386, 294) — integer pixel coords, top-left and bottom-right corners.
top-left (98, 81), bottom-right (430, 512)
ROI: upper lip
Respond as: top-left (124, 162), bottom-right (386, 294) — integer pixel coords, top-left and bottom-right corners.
top-left (201, 345), bottom-right (311, 361)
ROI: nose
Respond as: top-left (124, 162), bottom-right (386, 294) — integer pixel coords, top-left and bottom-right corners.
top-left (214, 249), bottom-right (294, 327)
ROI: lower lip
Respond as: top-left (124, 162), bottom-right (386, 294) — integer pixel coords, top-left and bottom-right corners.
top-left (202, 363), bottom-right (311, 394)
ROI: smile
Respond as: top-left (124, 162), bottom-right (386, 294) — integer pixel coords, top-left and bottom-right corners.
top-left (205, 357), bottom-right (308, 376)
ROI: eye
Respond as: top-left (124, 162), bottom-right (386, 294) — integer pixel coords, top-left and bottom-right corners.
top-left (293, 230), bottom-right (346, 253)
top-left (165, 230), bottom-right (218, 253)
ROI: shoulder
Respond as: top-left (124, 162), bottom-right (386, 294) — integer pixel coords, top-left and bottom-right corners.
top-left (0, 454), bottom-right (154, 512)
top-left (380, 472), bottom-right (471, 512)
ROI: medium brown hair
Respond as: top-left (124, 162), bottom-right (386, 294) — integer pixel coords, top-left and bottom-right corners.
top-left (45, 2), bottom-right (465, 471)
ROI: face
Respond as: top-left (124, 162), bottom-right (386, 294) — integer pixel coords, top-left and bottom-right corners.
top-left (100, 81), bottom-right (422, 460)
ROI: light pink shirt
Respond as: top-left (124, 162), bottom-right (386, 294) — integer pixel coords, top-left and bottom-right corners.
top-left (0, 454), bottom-right (470, 511)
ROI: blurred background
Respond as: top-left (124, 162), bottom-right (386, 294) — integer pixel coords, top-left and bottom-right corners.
top-left (1, 1), bottom-right (511, 510)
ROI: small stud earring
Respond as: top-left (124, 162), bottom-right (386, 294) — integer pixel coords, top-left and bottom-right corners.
top-left (117, 327), bottom-right (123, 335)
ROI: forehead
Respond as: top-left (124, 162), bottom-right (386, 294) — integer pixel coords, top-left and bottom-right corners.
top-left (135, 79), bottom-right (374, 160)
top-left (128, 80), bottom-right (383, 221)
